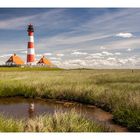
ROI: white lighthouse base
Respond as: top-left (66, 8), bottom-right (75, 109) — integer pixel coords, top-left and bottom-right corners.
top-left (26, 62), bottom-right (36, 66)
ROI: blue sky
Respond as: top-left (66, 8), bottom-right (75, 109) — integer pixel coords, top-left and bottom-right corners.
top-left (0, 8), bottom-right (140, 68)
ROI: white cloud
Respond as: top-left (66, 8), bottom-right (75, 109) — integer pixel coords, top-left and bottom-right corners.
top-left (85, 51), bottom-right (121, 60)
top-left (62, 59), bottom-right (87, 68)
top-left (116, 32), bottom-right (133, 38)
top-left (44, 53), bottom-right (52, 56)
top-left (102, 51), bottom-right (113, 56)
top-left (56, 53), bottom-right (64, 57)
top-left (71, 51), bottom-right (88, 56)
top-left (107, 57), bottom-right (116, 61)
top-left (127, 48), bottom-right (132, 52)
top-left (93, 53), bottom-right (103, 56)
top-left (85, 53), bottom-right (104, 59)
top-left (38, 51), bottom-right (140, 69)
top-left (115, 52), bottom-right (121, 55)
top-left (56, 55), bottom-right (140, 69)
top-left (0, 9), bottom-right (65, 30)
top-left (90, 53), bottom-right (103, 56)
top-left (100, 46), bottom-right (106, 50)
top-left (20, 51), bottom-right (27, 54)
top-left (0, 54), bottom-right (12, 58)
top-left (0, 54), bottom-right (13, 65)
top-left (86, 55), bottom-right (103, 59)
top-left (36, 54), bottom-right (42, 57)
top-left (102, 38), bottom-right (140, 51)
top-left (49, 57), bottom-right (61, 60)
top-left (41, 33), bottom-right (111, 48)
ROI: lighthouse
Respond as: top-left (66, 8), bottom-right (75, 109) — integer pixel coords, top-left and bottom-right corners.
top-left (27, 24), bottom-right (35, 65)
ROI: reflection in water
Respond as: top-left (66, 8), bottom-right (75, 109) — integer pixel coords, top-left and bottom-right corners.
top-left (28, 103), bottom-right (35, 118)
top-left (0, 97), bottom-right (128, 132)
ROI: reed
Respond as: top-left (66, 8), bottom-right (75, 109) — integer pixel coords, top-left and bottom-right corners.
top-left (0, 110), bottom-right (109, 132)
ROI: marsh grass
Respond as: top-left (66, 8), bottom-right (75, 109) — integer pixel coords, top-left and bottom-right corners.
top-left (0, 115), bottom-right (23, 132)
top-left (0, 69), bottom-right (140, 131)
top-left (0, 110), bottom-right (109, 132)
top-left (0, 67), bottom-right (62, 72)
top-left (24, 110), bottom-right (109, 132)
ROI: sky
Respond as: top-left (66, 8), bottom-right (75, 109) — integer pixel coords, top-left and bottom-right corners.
top-left (0, 8), bottom-right (140, 68)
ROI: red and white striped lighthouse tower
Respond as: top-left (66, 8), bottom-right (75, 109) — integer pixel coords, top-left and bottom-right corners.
top-left (27, 24), bottom-right (35, 65)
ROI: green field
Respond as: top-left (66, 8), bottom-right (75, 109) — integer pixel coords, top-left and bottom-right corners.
top-left (0, 67), bottom-right (140, 131)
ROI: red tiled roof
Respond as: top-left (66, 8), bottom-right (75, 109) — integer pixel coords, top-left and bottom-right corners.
top-left (6, 54), bottom-right (24, 65)
top-left (37, 56), bottom-right (52, 66)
